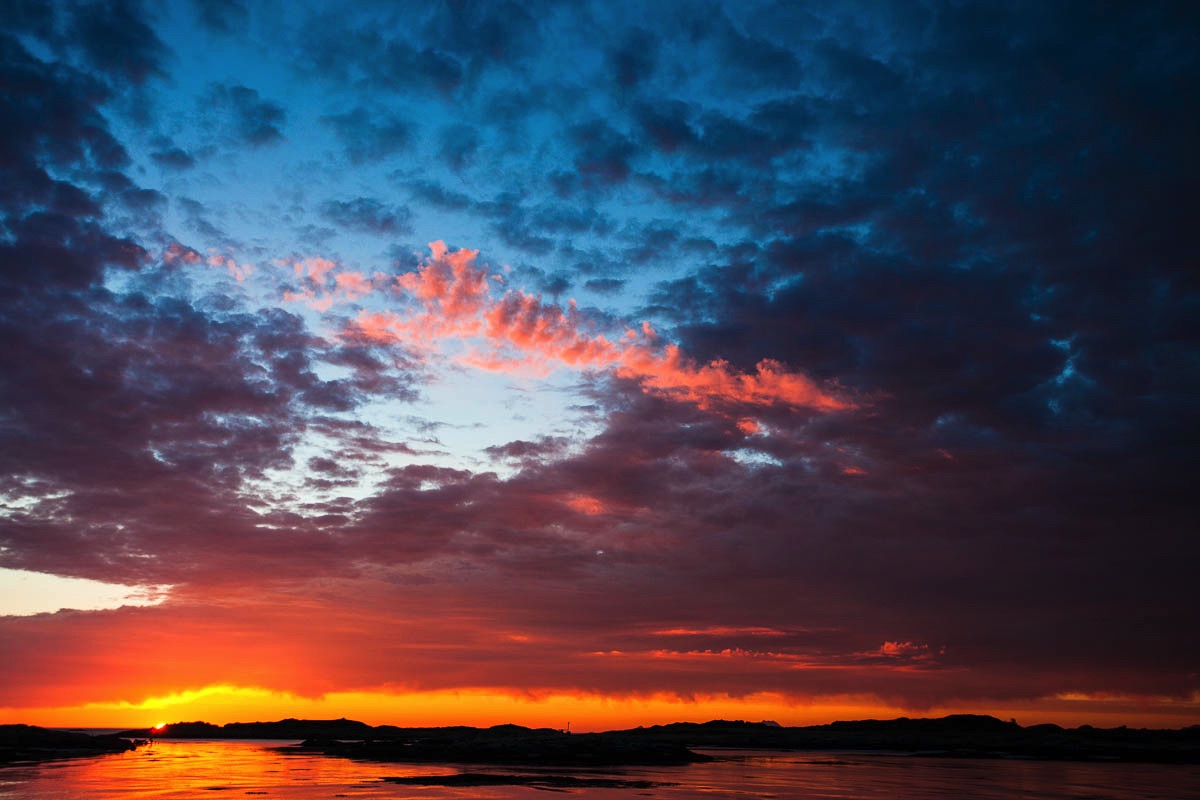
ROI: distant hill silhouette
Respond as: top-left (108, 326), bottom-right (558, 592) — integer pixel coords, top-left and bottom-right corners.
top-left (110, 714), bottom-right (1200, 764)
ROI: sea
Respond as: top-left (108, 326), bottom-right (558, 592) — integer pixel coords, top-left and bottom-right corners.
top-left (1, 737), bottom-right (1197, 799)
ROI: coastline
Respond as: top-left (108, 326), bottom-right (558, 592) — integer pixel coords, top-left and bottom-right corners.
top-left (0, 724), bottom-right (138, 765)
top-left (5, 713), bottom-right (1196, 768)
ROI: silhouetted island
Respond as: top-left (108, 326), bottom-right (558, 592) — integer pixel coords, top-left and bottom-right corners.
top-left (0, 725), bottom-right (137, 764)
top-left (108, 714), bottom-right (1200, 765)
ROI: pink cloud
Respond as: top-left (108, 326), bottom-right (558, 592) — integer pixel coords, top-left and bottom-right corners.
top-left (283, 242), bottom-right (850, 413)
top-left (565, 495), bottom-right (606, 516)
top-left (205, 250), bottom-right (255, 281)
top-left (283, 288), bottom-right (334, 312)
top-left (294, 256), bottom-right (338, 282)
top-left (162, 241), bottom-right (202, 265)
top-left (334, 271), bottom-right (375, 301)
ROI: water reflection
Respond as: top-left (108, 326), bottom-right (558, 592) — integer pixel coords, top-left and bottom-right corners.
top-left (0, 740), bottom-right (459, 799)
top-left (0, 741), bottom-right (1197, 800)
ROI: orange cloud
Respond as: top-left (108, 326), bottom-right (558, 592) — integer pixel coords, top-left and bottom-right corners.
top-left (286, 242), bottom-right (850, 413)
top-left (736, 418), bottom-right (760, 434)
top-left (565, 495), bottom-right (606, 516)
top-left (653, 626), bottom-right (791, 637)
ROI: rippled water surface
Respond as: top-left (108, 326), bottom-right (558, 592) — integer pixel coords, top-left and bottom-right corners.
top-left (1, 740), bottom-right (1197, 799)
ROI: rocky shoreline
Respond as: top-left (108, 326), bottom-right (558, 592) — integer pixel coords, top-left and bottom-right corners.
top-left (108, 714), bottom-right (1200, 765)
top-left (0, 725), bottom-right (139, 765)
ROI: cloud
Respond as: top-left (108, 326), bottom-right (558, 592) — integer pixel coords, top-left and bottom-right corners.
top-left (437, 123), bottom-right (480, 171)
top-left (5, 0), bottom-right (57, 40)
top-left (205, 83), bottom-right (286, 146)
top-left (69, 0), bottom-right (167, 86)
top-left (584, 278), bottom-right (625, 294)
top-left (406, 179), bottom-right (473, 212)
top-left (316, 241), bottom-right (850, 414)
top-left (295, 1), bottom-right (541, 100)
top-left (569, 120), bottom-right (636, 186)
top-left (608, 27), bottom-right (658, 89)
top-left (190, 0), bottom-right (249, 34)
top-left (483, 436), bottom-right (571, 464)
top-left (149, 145), bottom-right (196, 170)
top-left (319, 197), bottom-right (413, 235)
top-left (321, 106), bottom-right (414, 163)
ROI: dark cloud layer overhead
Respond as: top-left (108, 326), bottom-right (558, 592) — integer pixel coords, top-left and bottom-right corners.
top-left (1, 0), bottom-right (1197, 727)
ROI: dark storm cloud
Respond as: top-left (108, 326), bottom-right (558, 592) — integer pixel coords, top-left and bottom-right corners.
top-left (4, 0), bottom-right (58, 39)
top-left (94, 169), bottom-right (167, 219)
top-left (569, 119), bottom-right (636, 186)
top-left (655, 2), bottom-right (1200, 442)
top-left (189, 0), bottom-right (249, 34)
top-left (437, 123), bottom-right (481, 172)
top-left (0, 35), bottom-right (137, 288)
top-left (584, 278), bottom-right (625, 295)
top-left (607, 0), bottom-right (1200, 698)
top-left (0, 277), bottom-right (368, 585)
top-left (205, 83), bottom-right (286, 146)
top-left (608, 26), bottom-right (658, 90)
top-left (70, 0), bottom-right (167, 86)
top-left (0, 28), bottom-right (384, 588)
top-left (296, 16), bottom-right (463, 98)
top-left (321, 107), bottom-right (414, 164)
top-left (176, 196), bottom-right (228, 244)
top-left (620, 221), bottom-right (681, 266)
top-left (631, 100), bottom-right (700, 154)
top-left (459, 382), bottom-right (1195, 698)
top-left (295, 0), bottom-right (543, 100)
top-left (473, 193), bottom-right (616, 257)
top-left (319, 339), bottom-right (422, 402)
top-left (149, 141), bottom-right (196, 170)
top-left (319, 197), bottom-right (413, 236)
top-left (406, 179), bottom-right (472, 212)
top-left (483, 437), bottom-right (571, 463)
top-left (426, 0), bottom-right (540, 72)
top-left (705, 10), bottom-right (803, 89)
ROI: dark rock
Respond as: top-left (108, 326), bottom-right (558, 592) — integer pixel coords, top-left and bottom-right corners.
top-left (292, 724), bottom-right (709, 766)
top-left (383, 772), bottom-right (665, 788)
top-left (0, 724), bottom-right (138, 764)
top-left (104, 715), bottom-right (1200, 765)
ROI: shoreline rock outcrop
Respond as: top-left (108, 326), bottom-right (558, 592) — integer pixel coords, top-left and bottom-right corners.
top-left (0, 725), bottom-right (138, 765)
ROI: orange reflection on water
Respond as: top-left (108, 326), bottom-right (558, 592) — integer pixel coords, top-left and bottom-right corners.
top-left (7, 738), bottom-right (1198, 800)
top-left (47, 740), bottom-right (458, 799)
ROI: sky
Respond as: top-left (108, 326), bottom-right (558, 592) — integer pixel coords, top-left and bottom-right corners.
top-left (1, 0), bottom-right (1198, 731)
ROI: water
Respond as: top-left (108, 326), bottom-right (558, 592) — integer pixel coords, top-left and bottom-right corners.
top-left (1, 740), bottom-right (1197, 799)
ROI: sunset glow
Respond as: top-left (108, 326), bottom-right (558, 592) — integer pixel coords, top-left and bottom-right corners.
top-left (1, 1), bottom-right (1196, 734)
top-left (8, 685), bottom-right (1199, 734)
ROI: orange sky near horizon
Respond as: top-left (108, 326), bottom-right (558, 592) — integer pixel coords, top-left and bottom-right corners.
top-left (5, 685), bottom-right (1198, 733)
